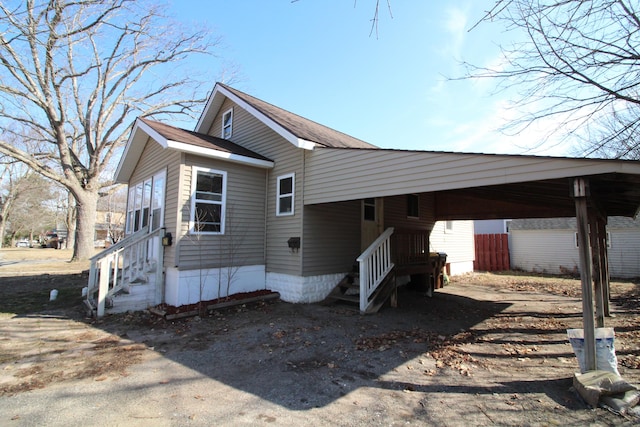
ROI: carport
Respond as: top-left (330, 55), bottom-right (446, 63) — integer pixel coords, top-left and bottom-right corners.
top-left (305, 148), bottom-right (640, 371)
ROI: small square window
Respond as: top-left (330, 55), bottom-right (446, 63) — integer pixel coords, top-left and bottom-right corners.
top-left (407, 194), bottom-right (419, 218)
top-left (363, 198), bottom-right (376, 221)
top-left (277, 173), bottom-right (295, 216)
top-left (222, 108), bottom-right (233, 139)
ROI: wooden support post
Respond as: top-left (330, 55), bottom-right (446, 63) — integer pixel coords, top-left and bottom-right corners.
top-left (598, 218), bottom-right (612, 317)
top-left (589, 212), bottom-right (605, 328)
top-left (573, 178), bottom-right (597, 372)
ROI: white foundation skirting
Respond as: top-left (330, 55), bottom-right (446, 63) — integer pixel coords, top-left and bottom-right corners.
top-left (266, 272), bottom-right (346, 303)
top-left (164, 265), bottom-right (266, 307)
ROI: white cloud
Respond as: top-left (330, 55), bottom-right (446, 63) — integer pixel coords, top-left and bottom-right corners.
top-left (442, 6), bottom-right (469, 60)
top-left (442, 99), bottom-right (575, 157)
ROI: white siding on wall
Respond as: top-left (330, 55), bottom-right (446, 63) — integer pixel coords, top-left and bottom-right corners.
top-left (510, 230), bottom-right (580, 275)
top-left (511, 227), bottom-right (640, 278)
top-left (430, 220), bottom-right (475, 275)
top-left (608, 228), bottom-right (640, 278)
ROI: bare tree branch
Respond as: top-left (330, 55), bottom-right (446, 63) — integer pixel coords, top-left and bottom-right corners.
top-left (0, 0), bottom-right (226, 259)
top-left (465, 0), bottom-right (640, 159)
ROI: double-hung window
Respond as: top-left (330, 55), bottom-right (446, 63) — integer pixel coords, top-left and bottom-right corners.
top-left (277, 173), bottom-right (295, 216)
top-left (222, 108), bottom-right (233, 139)
top-left (191, 167), bottom-right (226, 234)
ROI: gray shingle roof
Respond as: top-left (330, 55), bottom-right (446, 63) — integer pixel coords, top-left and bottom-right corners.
top-left (219, 83), bottom-right (378, 149)
top-left (140, 117), bottom-right (272, 162)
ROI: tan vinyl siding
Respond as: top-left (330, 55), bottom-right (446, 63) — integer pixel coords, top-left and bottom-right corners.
top-left (384, 193), bottom-right (435, 231)
top-left (208, 98), bottom-right (304, 275)
top-left (176, 154), bottom-right (267, 270)
top-left (128, 137), bottom-right (181, 269)
top-left (304, 148), bottom-right (638, 205)
top-left (302, 201), bottom-right (361, 276)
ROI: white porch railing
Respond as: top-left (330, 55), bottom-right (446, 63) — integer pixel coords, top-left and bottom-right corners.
top-left (356, 227), bottom-right (395, 312)
top-left (87, 226), bottom-right (164, 317)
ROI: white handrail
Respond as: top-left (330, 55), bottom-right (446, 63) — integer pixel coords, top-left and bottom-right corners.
top-left (87, 226), bottom-right (164, 317)
top-left (356, 227), bottom-right (395, 312)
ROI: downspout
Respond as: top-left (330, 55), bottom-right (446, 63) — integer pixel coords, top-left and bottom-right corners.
top-left (300, 149), bottom-right (306, 276)
top-left (263, 168), bottom-right (269, 278)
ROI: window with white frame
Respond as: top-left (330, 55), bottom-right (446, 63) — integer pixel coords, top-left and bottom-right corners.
top-left (126, 186), bottom-right (135, 234)
top-left (125, 170), bottom-right (166, 235)
top-left (133, 182), bottom-right (143, 232)
top-left (141, 179), bottom-right (152, 228)
top-left (222, 108), bottom-right (233, 139)
top-left (277, 173), bottom-right (294, 216)
top-left (191, 167), bottom-right (226, 234)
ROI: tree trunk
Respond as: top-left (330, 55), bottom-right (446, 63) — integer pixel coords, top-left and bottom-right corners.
top-left (65, 192), bottom-right (76, 251)
top-left (0, 220), bottom-right (5, 249)
top-left (72, 190), bottom-right (98, 261)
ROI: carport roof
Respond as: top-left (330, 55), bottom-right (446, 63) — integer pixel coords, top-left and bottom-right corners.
top-left (304, 148), bottom-right (640, 219)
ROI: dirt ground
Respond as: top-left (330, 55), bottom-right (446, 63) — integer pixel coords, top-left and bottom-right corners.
top-left (0, 247), bottom-right (639, 426)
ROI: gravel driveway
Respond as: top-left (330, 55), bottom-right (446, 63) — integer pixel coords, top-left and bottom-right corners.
top-left (1, 272), bottom-right (639, 426)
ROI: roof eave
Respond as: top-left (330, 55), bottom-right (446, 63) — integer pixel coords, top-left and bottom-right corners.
top-left (166, 140), bottom-right (274, 168)
top-left (198, 84), bottom-right (314, 151)
top-left (114, 119), bottom-right (160, 183)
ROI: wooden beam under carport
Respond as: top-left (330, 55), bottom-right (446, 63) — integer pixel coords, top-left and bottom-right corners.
top-left (572, 178), bottom-right (597, 372)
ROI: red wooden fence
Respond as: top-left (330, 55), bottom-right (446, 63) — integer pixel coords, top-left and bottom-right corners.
top-left (474, 233), bottom-right (510, 272)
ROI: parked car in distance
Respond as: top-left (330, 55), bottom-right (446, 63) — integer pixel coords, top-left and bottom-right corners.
top-left (15, 239), bottom-right (30, 248)
top-left (41, 233), bottom-right (62, 249)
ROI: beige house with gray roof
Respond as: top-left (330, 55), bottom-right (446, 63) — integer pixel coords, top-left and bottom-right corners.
top-left (86, 82), bottom-right (640, 317)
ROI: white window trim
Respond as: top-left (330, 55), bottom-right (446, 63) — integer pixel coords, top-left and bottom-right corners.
top-left (444, 220), bottom-right (454, 233)
top-left (150, 170), bottom-right (166, 232)
top-left (276, 173), bottom-right (295, 217)
top-left (222, 108), bottom-right (233, 139)
top-left (190, 166), bottom-right (227, 235)
top-left (126, 187), bottom-right (135, 234)
top-left (126, 170), bottom-right (167, 235)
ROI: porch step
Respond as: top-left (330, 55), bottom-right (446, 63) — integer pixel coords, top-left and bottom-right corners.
top-left (322, 273), bottom-right (360, 305)
top-left (365, 270), bottom-right (397, 314)
top-left (322, 269), bottom-right (398, 314)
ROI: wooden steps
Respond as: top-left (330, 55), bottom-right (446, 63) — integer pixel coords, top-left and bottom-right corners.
top-left (322, 268), bottom-right (397, 314)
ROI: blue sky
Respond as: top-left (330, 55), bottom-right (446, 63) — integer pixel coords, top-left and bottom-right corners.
top-left (169, 1), bottom-right (568, 156)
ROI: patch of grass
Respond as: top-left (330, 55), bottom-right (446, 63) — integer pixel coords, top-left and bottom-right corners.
top-left (0, 274), bottom-right (86, 316)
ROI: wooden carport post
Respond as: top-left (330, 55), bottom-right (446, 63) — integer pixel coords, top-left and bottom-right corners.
top-left (589, 212), bottom-right (605, 328)
top-left (573, 178), bottom-right (597, 371)
top-left (597, 217), bottom-right (611, 317)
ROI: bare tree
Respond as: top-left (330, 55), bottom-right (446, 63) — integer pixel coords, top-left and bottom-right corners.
top-left (0, 165), bottom-right (56, 246)
top-left (467, 0), bottom-right (640, 158)
top-left (0, 0), bottom-right (222, 260)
